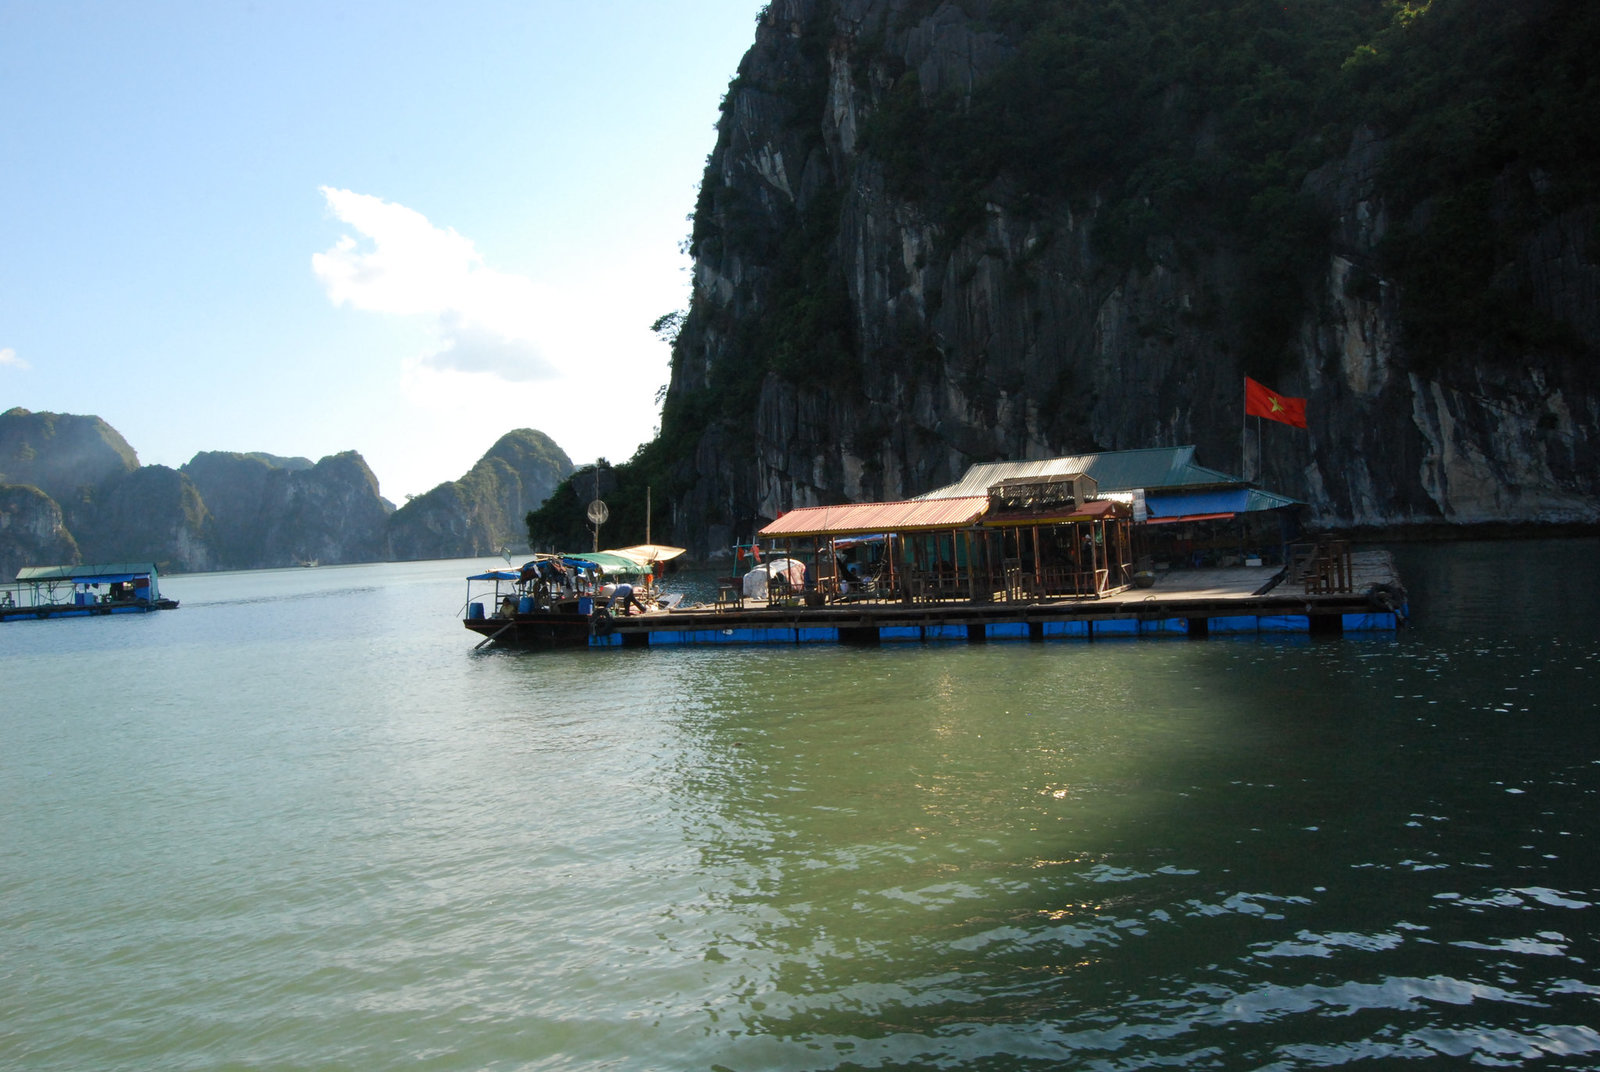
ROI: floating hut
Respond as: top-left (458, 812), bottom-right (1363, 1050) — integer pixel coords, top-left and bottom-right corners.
top-left (1, 562), bottom-right (179, 622)
top-left (760, 471), bottom-right (1136, 603)
top-left (911, 445), bottom-right (1303, 571)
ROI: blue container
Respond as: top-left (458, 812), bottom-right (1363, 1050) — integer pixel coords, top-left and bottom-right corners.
top-left (578, 597), bottom-right (593, 615)
top-left (468, 602), bottom-right (484, 620)
top-left (518, 596), bottom-right (534, 614)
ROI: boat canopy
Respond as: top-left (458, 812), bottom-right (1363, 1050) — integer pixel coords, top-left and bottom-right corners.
top-left (17, 562), bottom-right (160, 585)
top-left (616, 544), bottom-right (686, 563)
top-left (571, 550), bottom-right (654, 575)
top-left (466, 569), bottom-right (522, 582)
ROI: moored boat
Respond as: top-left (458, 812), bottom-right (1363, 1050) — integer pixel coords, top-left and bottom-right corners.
top-left (462, 550), bottom-right (667, 649)
top-left (1, 562), bottom-right (179, 622)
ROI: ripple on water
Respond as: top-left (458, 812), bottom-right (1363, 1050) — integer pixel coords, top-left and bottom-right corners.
top-left (4, 549), bottom-right (1600, 1070)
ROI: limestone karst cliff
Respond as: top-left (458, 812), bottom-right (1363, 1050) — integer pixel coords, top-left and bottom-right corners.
top-left (0, 407), bottom-right (139, 503)
top-left (387, 429), bottom-right (574, 560)
top-left (654, 0), bottom-right (1600, 555)
top-left (0, 407), bottom-right (574, 575)
top-left (182, 450), bottom-right (396, 569)
top-left (0, 484), bottom-right (79, 582)
top-left (65, 464), bottom-right (219, 571)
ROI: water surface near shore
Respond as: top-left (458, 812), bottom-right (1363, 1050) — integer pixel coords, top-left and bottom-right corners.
top-left (3, 542), bottom-right (1598, 1070)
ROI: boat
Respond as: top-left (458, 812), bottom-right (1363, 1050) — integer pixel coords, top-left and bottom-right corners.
top-left (1, 562), bottom-right (179, 622)
top-left (462, 550), bottom-right (665, 649)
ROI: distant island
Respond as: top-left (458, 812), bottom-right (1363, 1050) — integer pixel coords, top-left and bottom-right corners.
top-left (0, 406), bottom-right (572, 579)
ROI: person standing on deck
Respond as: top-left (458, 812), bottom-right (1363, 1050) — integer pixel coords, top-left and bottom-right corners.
top-left (612, 582), bottom-right (646, 616)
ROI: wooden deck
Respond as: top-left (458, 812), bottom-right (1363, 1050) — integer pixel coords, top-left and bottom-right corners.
top-left (597, 550), bottom-right (1407, 648)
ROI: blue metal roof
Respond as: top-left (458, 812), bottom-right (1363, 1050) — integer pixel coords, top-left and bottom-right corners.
top-left (1145, 488), bottom-right (1250, 519)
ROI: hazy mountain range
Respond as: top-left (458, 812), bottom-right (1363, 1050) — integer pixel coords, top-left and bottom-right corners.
top-left (0, 406), bottom-right (572, 579)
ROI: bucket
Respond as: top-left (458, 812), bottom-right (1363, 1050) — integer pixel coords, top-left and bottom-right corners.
top-left (578, 597), bottom-right (593, 615)
top-left (468, 601), bottom-right (485, 620)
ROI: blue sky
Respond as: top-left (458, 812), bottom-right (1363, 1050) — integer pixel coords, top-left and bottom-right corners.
top-left (1, 1), bottom-right (767, 501)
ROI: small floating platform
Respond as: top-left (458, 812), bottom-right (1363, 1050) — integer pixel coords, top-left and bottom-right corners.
top-left (590, 551), bottom-right (1407, 649)
top-left (1, 562), bottom-right (178, 623)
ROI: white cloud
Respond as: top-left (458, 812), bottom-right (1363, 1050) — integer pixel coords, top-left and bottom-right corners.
top-left (422, 314), bottom-right (552, 382)
top-left (313, 186), bottom-right (555, 382)
top-left (312, 186), bottom-right (686, 490)
top-left (0, 347), bottom-right (30, 371)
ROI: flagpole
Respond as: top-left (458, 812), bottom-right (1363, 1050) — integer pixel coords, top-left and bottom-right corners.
top-left (1241, 383), bottom-right (1248, 481)
top-left (1256, 417), bottom-right (1262, 484)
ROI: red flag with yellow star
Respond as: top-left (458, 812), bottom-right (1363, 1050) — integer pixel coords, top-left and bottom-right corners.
top-left (1244, 377), bottom-right (1307, 428)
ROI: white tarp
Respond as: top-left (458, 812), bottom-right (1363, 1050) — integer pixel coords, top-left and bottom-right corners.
top-left (742, 558), bottom-right (806, 599)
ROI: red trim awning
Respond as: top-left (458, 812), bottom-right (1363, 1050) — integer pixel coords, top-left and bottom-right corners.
top-left (1144, 512), bottom-right (1236, 525)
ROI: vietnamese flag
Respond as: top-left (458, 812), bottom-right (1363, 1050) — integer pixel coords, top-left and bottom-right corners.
top-left (1244, 377), bottom-right (1307, 428)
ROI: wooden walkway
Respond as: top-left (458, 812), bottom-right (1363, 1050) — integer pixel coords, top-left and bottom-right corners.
top-left (598, 550), bottom-right (1406, 648)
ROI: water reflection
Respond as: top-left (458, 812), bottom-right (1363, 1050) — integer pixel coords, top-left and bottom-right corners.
top-left (609, 543), bottom-right (1600, 1068)
top-left (5, 544), bottom-right (1598, 1070)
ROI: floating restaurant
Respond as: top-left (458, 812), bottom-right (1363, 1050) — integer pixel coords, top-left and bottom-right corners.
top-left (1, 562), bottom-right (179, 622)
top-left (468, 447), bottom-right (1407, 650)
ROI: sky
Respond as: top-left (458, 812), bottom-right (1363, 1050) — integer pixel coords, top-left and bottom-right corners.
top-left (0, 0), bottom-right (768, 502)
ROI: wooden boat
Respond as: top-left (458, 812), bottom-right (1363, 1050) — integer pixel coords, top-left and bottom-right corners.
top-left (1, 562), bottom-right (179, 622)
top-left (461, 551), bottom-right (660, 650)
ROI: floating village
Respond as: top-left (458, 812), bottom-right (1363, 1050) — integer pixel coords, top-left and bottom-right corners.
top-left (460, 445), bottom-right (1409, 651)
top-left (2, 445), bottom-right (1408, 647)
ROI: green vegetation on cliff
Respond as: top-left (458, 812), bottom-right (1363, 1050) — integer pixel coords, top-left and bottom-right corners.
top-left (0, 407), bottom-right (140, 502)
top-left (671, 0), bottom-right (1599, 439)
top-left (857, 0), bottom-right (1599, 372)
top-left (391, 428), bottom-right (573, 559)
top-left (524, 437), bottom-right (675, 554)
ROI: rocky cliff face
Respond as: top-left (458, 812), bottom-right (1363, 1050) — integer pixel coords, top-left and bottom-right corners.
top-left (0, 409), bottom-right (575, 573)
top-left (660, 0), bottom-right (1600, 555)
top-left (250, 451), bottom-right (394, 568)
top-left (0, 484), bottom-right (79, 581)
top-left (386, 429), bottom-right (573, 560)
top-left (182, 452), bottom-right (285, 567)
top-left (67, 465), bottom-right (219, 571)
top-left (179, 450), bottom-right (398, 568)
top-left (0, 407), bottom-right (139, 503)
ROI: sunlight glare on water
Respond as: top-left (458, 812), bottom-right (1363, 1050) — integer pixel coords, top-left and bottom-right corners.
top-left (3, 544), bottom-right (1598, 1070)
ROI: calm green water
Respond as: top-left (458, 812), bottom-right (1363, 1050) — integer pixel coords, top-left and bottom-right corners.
top-left (3, 542), bottom-right (1598, 1071)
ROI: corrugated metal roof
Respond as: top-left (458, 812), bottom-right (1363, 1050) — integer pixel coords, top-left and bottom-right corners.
top-left (761, 496), bottom-right (989, 538)
top-left (1245, 487), bottom-right (1302, 511)
top-left (16, 562), bottom-right (160, 582)
top-left (916, 446), bottom-right (1243, 499)
top-left (916, 447), bottom-right (1303, 509)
